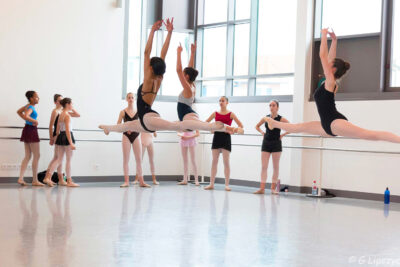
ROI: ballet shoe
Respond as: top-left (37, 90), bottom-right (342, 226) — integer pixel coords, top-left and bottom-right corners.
top-left (204, 185), bottom-right (214, 190)
top-left (178, 181), bottom-right (188, 185)
top-left (253, 189), bottom-right (265, 194)
top-left (139, 183), bottom-right (151, 188)
top-left (98, 125), bottom-right (109, 135)
top-left (153, 180), bottom-right (160, 185)
top-left (43, 179), bottom-right (54, 187)
top-left (67, 181), bottom-right (80, 187)
top-left (120, 183), bottom-right (129, 188)
top-left (32, 181), bottom-right (45, 187)
top-left (271, 189), bottom-right (279, 195)
top-left (225, 186), bottom-right (231, 191)
top-left (58, 180), bottom-right (68, 186)
top-left (264, 117), bottom-right (274, 130)
top-left (132, 180), bottom-right (139, 185)
top-left (18, 180), bottom-right (27, 186)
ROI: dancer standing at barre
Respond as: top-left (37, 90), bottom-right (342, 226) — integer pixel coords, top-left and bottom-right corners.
top-left (99, 19), bottom-right (234, 135)
top-left (204, 97), bottom-right (244, 191)
top-left (17, 91), bottom-right (44, 186)
top-left (177, 130), bottom-right (200, 186)
top-left (265, 28), bottom-right (400, 143)
top-left (118, 92), bottom-right (149, 188)
top-left (254, 100), bottom-right (289, 195)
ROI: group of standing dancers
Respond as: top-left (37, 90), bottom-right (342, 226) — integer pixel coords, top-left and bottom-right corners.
top-left (16, 19), bottom-right (400, 194)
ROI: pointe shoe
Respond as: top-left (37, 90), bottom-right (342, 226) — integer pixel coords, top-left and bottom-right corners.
top-left (120, 183), bottom-right (129, 188)
top-left (32, 181), bottom-right (45, 187)
top-left (225, 186), bottom-right (231, 191)
top-left (18, 180), bottom-right (27, 186)
top-left (98, 125), bottom-right (109, 135)
top-left (234, 127), bottom-right (244, 135)
top-left (253, 189), bottom-right (265, 194)
top-left (204, 185), bottom-right (214, 190)
top-left (178, 181), bottom-right (188, 185)
top-left (264, 117), bottom-right (274, 130)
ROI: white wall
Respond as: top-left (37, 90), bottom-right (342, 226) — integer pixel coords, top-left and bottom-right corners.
top-left (0, 0), bottom-right (399, 196)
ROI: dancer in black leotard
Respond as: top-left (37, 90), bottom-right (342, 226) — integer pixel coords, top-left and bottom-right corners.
top-left (265, 28), bottom-right (400, 143)
top-left (99, 19), bottom-right (231, 135)
top-left (118, 92), bottom-right (149, 188)
top-left (254, 100), bottom-right (289, 195)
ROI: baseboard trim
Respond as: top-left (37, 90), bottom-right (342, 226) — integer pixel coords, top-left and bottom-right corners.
top-left (1, 175), bottom-right (398, 203)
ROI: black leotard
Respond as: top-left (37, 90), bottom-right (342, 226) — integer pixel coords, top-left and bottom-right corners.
top-left (262, 115), bottom-right (282, 153)
top-left (314, 83), bottom-right (347, 136)
top-left (137, 84), bottom-right (159, 133)
top-left (123, 111), bottom-right (140, 143)
top-left (52, 114), bottom-right (59, 137)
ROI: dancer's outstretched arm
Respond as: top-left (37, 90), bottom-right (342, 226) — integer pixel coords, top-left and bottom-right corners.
top-left (144, 20), bottom-right (162, 73)
top-left (328, 30), bottom-right (337, 62)
top-left (160, 18), bottom-right (174, 60)
top-left (320, 28), bottom-right (336, 91)
top-left (188, 42), bottom-right (196, 68)
top-left (176, 44), bottom-right (192, 96)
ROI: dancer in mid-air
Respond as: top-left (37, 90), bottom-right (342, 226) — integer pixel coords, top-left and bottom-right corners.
top-left (99, 19), bottom-right (238, 135)
top-left (265, 28), bottom-right (400, 143)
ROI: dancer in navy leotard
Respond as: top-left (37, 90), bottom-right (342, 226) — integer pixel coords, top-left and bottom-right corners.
top-left (265, 28), bottom-right (400, 143)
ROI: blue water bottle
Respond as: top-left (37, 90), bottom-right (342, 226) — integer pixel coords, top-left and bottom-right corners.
top-left (384, 187), bottom-right (390, 204)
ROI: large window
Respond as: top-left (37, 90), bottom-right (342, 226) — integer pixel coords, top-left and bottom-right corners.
top-left (197, 0), bottom-right (297, 98)
top-left (315, 0), bottom-right (382, 38)
top-left (125, 0), bottom-right (143, 95)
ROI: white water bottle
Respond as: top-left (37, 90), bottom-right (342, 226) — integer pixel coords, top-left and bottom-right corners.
top-left (312, 180), bottom-right (318, 196)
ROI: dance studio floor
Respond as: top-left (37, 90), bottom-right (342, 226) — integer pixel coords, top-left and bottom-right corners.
top-left (0, 182), bottom-right (399, 267)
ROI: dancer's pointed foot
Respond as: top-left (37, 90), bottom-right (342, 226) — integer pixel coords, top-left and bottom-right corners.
top-left (18, 180), bottom-right (27, 186)
top-left (120, 182), bottom-right (129, 188)
top-left (204, 185), bottom-right (214, 190)
top-left (214, 121), bottom-right (225, 131)
top-left (263, 117), bottom-right (275, 130)
top-left (98, 125), bottom-right (110, 135)
top-left (253, 188), bottom-right (265, 194)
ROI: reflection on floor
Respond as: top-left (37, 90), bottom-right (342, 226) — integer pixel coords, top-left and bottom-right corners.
top-left (0, 182), bottom-right (399, 267)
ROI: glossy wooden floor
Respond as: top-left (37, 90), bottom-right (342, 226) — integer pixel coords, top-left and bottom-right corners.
top-left (0, 182), bottom-right (399, 267)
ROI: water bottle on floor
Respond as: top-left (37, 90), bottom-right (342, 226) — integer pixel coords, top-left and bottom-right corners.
top-left (384, 187), bottom-right (390, 204)
top-left (312, 180), bottom-right (318, 196)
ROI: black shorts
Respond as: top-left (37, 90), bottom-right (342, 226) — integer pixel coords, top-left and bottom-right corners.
top-left (261, 139), bottom-right (282, 153)
top-left (212, 132), bottom-right (231, 152)
top-left (177, 102), bottom-right (197, 121)
top-left (56, 132), bottom-right (75, 146)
